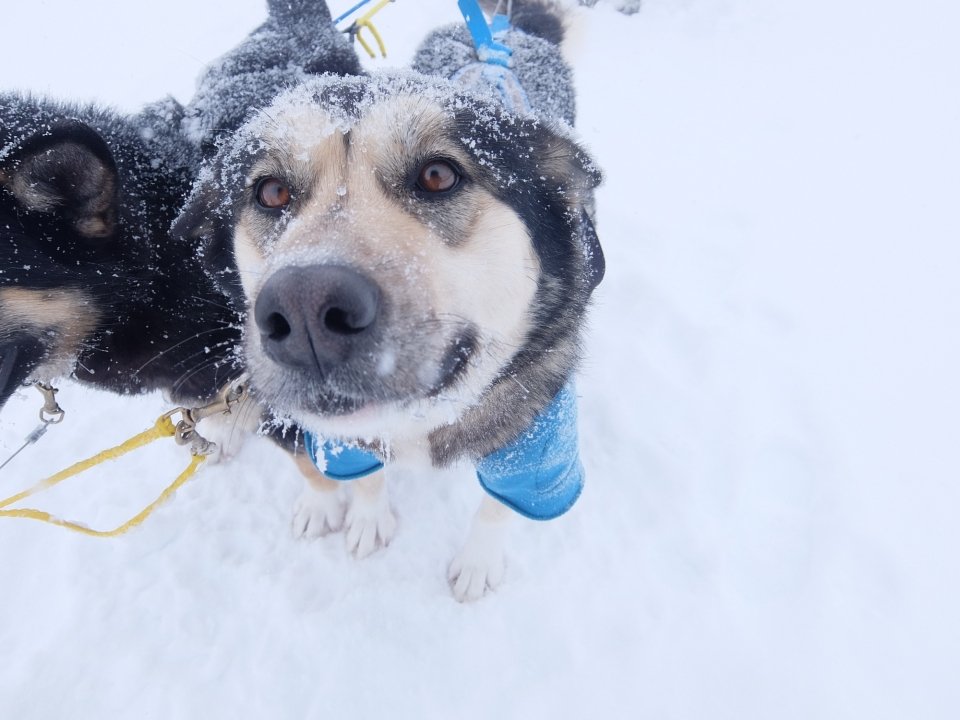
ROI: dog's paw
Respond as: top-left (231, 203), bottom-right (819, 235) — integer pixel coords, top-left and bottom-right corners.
top-left (448, 535), bottom-right (507, 603)
top-left (344, 492), bottom-right (397, 559)
top-left (292, 486), bottom-right (345, 539)
top-left (448, 497), bottom-right (511, 602)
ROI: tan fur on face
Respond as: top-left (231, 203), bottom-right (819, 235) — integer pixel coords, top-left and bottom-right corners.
top-left (236, 96), bottom-right (541, 442)
top-left (0, 286), bottom-right (101, 375)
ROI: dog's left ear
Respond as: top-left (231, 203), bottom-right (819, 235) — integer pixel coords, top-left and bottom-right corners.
top-left (0, 121), bottom-right (118, 240)
top-left (578, 207), bottom-right (605, 294)
top-left (535, 126), bottom-right (605, 293)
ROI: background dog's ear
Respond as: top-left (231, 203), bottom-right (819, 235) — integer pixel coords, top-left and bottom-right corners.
top-left (0, 121), bottom-right (118, 240)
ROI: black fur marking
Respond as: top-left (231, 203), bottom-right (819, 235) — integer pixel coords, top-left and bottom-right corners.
top-left (429, 326), bottom-right (478, 396)
top-left (0, 334), bottom-right (44, 407)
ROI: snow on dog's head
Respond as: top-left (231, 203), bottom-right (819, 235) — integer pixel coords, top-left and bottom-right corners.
top-left (175, 73), bottom-right (601, 454)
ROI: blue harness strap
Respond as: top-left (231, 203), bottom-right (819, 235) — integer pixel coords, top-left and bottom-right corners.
top-left (457, 0), bottom-right (513, 66)
top-left (450, 62), bottom-right (531, 114)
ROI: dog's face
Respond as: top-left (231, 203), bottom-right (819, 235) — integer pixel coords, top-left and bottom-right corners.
top-left (0, 120), bottom-right (125, 405)
top-left (178, 74), bottom-right (601, 443)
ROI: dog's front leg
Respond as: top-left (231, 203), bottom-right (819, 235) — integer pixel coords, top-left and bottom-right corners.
top-left (292, 453), bottom-right (346, 538)
top-left (448, 495), bottom-right (512, 602)
top-left (344, 468), bottom-right (397, 559)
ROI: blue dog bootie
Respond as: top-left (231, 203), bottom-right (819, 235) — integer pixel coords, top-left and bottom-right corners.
top-left (475, 383), bottom-right (584, 521)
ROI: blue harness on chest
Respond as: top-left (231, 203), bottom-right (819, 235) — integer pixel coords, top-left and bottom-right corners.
top-left (305, 383), bottom-right (583, 521)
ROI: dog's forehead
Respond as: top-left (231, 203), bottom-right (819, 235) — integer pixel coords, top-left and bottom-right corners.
top-left (355, 93), bottom-right (450, 134)
top-left (255, 92), bottom-right (453, 161)
top-left (267, 103), bottom-right (347, 148)
top-left (233, 74), bottom-right (550, 184)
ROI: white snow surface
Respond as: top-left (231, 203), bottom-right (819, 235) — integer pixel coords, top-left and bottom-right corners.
top-left (2, 0), bottom-right (959, 717)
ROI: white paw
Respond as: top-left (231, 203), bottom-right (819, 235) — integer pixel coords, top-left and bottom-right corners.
top-left (292, 486), bottom-right (345, 539)
top-left (448, 531), bottom-right (507, 603)
top-left (344, 492), bottom-right (397, 559)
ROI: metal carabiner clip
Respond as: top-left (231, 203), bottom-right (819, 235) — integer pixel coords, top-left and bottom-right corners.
top-left (34, 382), bottom-right (65, 424)
top-left (163, 378), bottom-right (249, 456)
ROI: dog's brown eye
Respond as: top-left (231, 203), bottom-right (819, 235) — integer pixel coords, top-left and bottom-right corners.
top-left (256, 177), bottom-right (291, 209)
top-left (416, 160), bottom-right (460, 193)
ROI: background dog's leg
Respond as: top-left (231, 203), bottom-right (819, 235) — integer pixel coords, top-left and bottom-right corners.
top-left (344, 468), bottom-right (397, 559)
top-left (448, 495), bottom-right (512, 603)
top-left (291, 453), bottom-right (346, 538)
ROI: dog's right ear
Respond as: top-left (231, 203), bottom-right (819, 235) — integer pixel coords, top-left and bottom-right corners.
top-left (171, 178), bottom-right (245, 303)
top-left (0, 121), bottom-right (118, 240)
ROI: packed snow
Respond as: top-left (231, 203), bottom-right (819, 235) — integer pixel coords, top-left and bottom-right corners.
top-left (1, 0), bottom-right (959, 718)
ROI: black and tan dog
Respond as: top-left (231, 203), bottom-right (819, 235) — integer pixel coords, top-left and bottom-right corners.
top-left (1, 0), bottom-right (360, 467)
top-left (0, 97), bottom-right (232, 408)
top-left (175, 1), bottom-right (603, 600)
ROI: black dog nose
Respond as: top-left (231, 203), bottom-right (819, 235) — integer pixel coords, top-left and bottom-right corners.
top-left (254, 265), bottom-right (381, 371)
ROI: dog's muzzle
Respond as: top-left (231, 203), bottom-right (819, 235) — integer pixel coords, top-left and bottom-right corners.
top-left (254, 265), bottom-right (381, 373)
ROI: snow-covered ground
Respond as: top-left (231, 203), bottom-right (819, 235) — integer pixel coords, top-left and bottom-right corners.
top-left (2, 0), bottom-right (959, 717)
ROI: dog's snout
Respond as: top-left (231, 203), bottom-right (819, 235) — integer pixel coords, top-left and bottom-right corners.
top-left (254, 265), bottom-right (381, 371)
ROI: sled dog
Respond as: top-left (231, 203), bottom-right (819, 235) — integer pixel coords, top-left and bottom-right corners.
top-left (1, 0), bottom-right (360, 472)
top-left (176, 1), bottom-right (604, 600)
